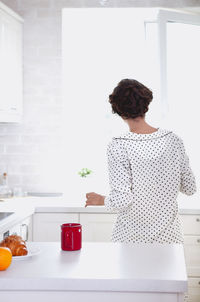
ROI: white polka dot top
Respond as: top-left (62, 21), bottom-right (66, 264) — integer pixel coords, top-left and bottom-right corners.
top-left (104, 128), bottom-right (196, 244)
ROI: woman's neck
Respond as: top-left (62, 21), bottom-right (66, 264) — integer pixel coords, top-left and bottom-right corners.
top-left (125, 117), bottom-right (158, 134)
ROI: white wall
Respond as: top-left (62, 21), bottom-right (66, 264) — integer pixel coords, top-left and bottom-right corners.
top-left (0, 0), bottom-right (199, 193)
top-left (0, 0), bottom-right (62, 192)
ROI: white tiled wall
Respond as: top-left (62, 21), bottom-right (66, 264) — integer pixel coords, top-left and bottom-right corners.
top-left (0, 0), bottom-right (199, 193)
top-left (0, 0), bottom-right (62, 192)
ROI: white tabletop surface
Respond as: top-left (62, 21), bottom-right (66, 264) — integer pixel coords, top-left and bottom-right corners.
top-left (0, 195), bottom-right (200, 213)
top-left (0, 195), bottom-right (199, 233)
top-left (0, 242), bottom-right (187, 293)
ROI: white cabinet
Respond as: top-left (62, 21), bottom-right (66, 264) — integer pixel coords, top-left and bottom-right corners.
top-left (9, 215), bottom-right (32, 241)
top-left (0, 2), bottom-right (23, 122)
top-left (0, 215), bottom-right (32, 241)
top-left (180, 214), bottom-right (200, 302)
top-left (80, 213), bottom-right (117, 242)
top-left (21, 216), bottom-right (33, 241)
top-left (187, 278), bottom-right (200, 302)
top-left (32, 212), bottom-right (117, 243)
top-left (7, 223), bottom-right (20, 238)
top-left (33, 213), bottom-right (79, 242)
top-left (180, 215), bottom-right (200, 235)
top-left (183, 236), bottom-right (200, 276)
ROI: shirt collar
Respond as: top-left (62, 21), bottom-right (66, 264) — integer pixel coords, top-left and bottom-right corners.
top-left (113, 128), bottom-right (172, 141)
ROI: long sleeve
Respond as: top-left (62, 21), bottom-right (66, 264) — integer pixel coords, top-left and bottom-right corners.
top-left (178, 137), bottom-right (196, 195)
top-left (104, 139), bottom-right (134, 212)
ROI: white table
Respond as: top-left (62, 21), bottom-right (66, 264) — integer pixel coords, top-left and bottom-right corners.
top-left (0, 242), bottom-right (187, 302)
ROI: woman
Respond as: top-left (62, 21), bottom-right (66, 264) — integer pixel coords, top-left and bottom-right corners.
top-left (85, 79), bottom-right (196, 243)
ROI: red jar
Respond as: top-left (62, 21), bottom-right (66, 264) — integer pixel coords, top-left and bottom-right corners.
top-left (61, 223), bottom-right (82, 251)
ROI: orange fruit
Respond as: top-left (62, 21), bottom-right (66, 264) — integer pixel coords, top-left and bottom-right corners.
top-left (0, 247), bottom-right (12, 271)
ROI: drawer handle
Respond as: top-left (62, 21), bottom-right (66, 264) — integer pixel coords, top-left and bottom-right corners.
top-left (196, 218), bottom-right (200, 222)
top-left (21, 224), bottom-right (28, 241)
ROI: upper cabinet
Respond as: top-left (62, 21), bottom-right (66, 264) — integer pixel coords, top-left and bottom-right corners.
top-left (0, 2), bottom-right (23, 122)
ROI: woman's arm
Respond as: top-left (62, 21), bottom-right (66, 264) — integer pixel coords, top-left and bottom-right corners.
top-left (178, 137), bottom-right (196, 195)
top-left (103, 139), bottom-right (134, 212)
top-left (85, 139), bottom-right (133, 211)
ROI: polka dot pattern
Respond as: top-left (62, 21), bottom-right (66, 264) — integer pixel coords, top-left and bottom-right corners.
top-left (104, 128), bottom-right (196, 243)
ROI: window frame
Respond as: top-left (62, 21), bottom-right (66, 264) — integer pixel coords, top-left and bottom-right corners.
top-left (156, 10), bottom-right (200, 117)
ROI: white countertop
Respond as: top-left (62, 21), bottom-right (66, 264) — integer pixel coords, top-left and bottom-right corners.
top-left (0, 198), bottom-right (35, 233)
top-left (0, 241), bottom-right (187, 293)
top-left (1, 195), bottom-right (200, 214)
top-left (0, 195), bottom-right (199, 233)
top-left (0, 197), bottom-right (109, 233)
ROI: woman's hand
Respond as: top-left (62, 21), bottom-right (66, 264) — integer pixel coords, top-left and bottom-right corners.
top-left (85, 192), bottom-right (105, 207)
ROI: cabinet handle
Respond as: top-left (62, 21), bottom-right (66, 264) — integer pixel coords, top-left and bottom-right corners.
top-left (197, 239), bottom-right (200, 243)
top-left (21, 224), bottom-right (28, 241)
top-left (198, 281), bottom-right (200, 285)
top-left (3, 231), bottom-right (9, 239)
top-left (196, 218), bottom-right (200, 222)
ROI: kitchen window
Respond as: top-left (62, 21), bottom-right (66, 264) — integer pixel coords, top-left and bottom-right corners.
top-left (62, 8), bottom-right (199, 203)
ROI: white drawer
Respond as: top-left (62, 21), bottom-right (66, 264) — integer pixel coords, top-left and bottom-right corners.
top-left (184, 278), bottom-right (200, 302)
top-left (180, 215), bottom-right (200, 235)
top-left (183, 235), bottom-right (200, 276)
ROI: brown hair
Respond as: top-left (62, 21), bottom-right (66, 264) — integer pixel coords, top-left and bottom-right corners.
top-left (108, 79), bottom-right (153, 119)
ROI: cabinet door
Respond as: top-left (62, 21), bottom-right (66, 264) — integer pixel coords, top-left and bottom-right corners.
top-left (180, 215), bottom-right (200, 235)
top-left (80, 213), bottom-right (117, 242)
top-left (0, 9), bottom-right (23, 121)
top-left (4, 215), bottom-right (32, 241)
top-left (33, 213), bottom-right (79, 242)
top-left (20, 216), bottom-right (33, 241)
top-left (184, 278), bottom-right (200, 302)
top-left (183, 235), bottom-right (200, 277)
top-left (8, 223), bottom-right (21, 237)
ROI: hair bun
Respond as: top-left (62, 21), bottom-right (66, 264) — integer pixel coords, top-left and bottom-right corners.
top-left (109, 79), bottom-right (153, 119)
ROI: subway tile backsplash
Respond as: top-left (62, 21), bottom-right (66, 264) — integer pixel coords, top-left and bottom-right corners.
top-left (0, 0), bottom-right (62, 193)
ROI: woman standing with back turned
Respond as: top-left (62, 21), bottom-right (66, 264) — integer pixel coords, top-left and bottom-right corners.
top-left (85, 79), bottom-right (196, 243)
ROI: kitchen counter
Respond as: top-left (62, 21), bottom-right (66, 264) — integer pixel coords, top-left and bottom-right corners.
top-left (1, 195), bottom-right (200, 214)
top-left (0, 198), bottom-right (35, 234)
top-left (0, 195), bottom-right (199, 234)
top-left (0, 241), bottom-right (187, 302)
